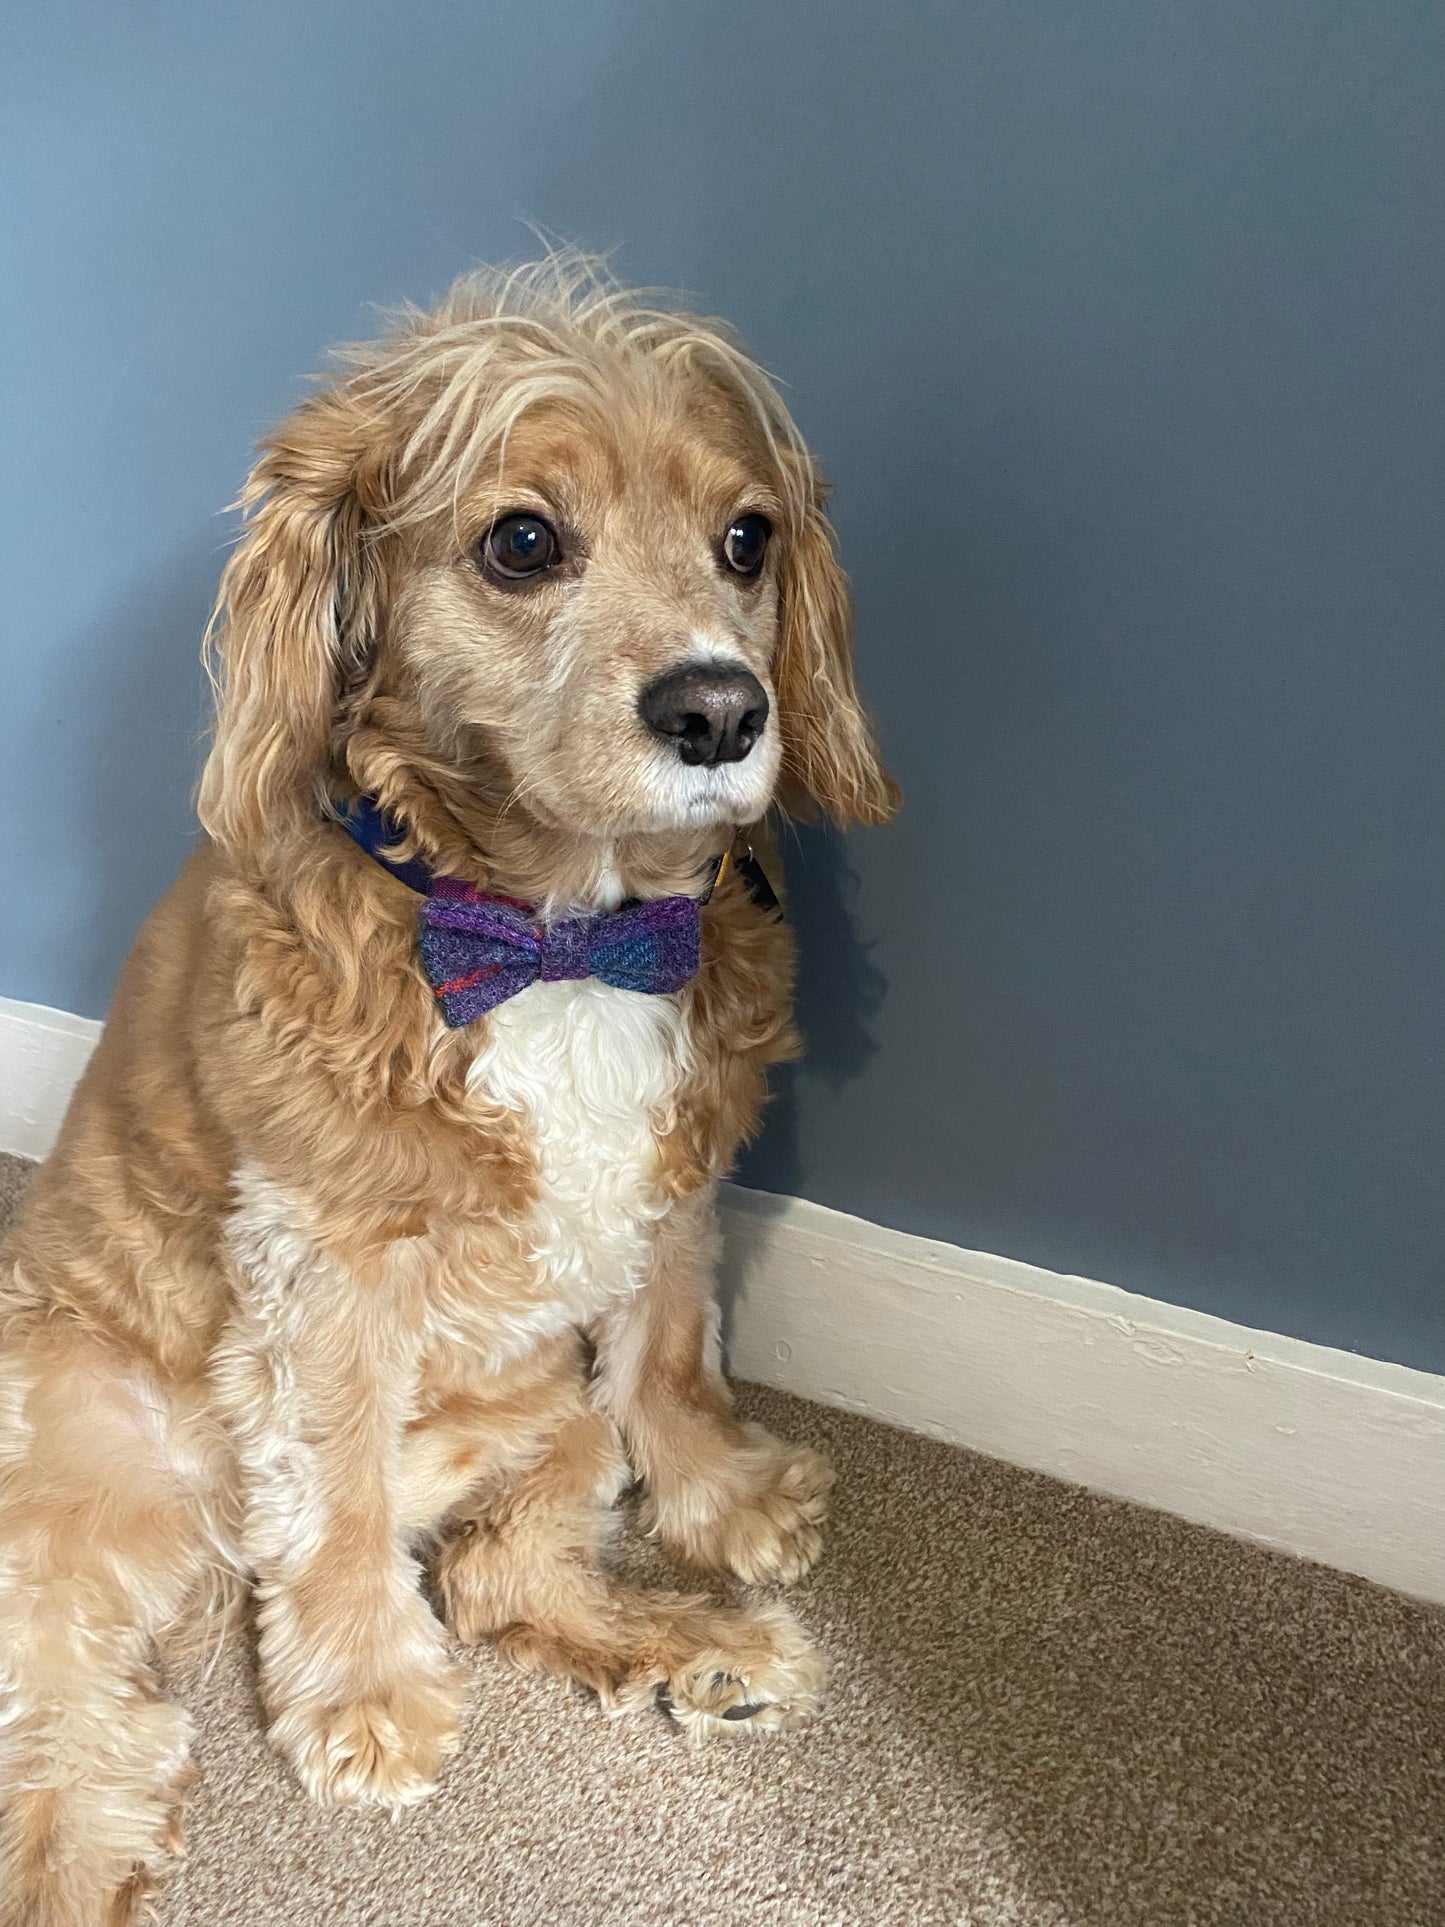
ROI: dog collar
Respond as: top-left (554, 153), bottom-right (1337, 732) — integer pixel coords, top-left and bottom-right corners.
top-left (333, 797), bottom-right (776, 1026)
top-left (336, 795), bottom-right (778, 913)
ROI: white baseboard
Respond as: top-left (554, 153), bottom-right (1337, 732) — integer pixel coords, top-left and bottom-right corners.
top-left (0, 996), bottom-right (102, 1162)
top-left (717, 1186), bottom-right (1445, 1603)
top-left (4, 992), bottom-right (1443, 1603)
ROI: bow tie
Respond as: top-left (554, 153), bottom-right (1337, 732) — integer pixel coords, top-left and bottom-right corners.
top-left (419, 879), bottom-right (700, 1026)
top-left (336, 798), bottom-right (703, 1027)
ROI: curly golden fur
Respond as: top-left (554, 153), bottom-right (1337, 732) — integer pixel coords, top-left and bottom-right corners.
top-left (0, 254), bottom-right (897, 1925)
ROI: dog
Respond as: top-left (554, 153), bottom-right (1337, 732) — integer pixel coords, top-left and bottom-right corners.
top-left (0, 254), bottom-right (897, 1925)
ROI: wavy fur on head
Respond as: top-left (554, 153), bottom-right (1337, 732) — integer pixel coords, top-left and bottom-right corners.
top-left (0, 252), bottom-right (894, 1926)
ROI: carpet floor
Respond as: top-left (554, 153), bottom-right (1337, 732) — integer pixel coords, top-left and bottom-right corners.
top-left (2, 1149), bottom-right (1443, 1925)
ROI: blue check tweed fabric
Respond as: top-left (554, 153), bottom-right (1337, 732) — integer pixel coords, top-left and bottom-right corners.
top-left (418, 879), bottom-right (701, 1027)
top-left (337, 796), bottom-right (704, 1026)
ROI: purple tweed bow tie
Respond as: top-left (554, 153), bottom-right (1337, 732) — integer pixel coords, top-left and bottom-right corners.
top-left (336, 798), bottom-right (701, 1027)
top-left (418, 879), bottom-right (700, 1027)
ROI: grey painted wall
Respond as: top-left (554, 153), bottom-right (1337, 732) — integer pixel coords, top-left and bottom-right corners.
top-left (3, 2), bottom-right (1442, 1369)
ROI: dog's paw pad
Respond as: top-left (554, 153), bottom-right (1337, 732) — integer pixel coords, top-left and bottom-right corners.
top-left (658, 1609), bottom-right (825, 1742)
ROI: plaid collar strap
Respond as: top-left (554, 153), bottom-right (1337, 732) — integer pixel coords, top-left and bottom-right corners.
top-left (336, 796), bottom-right (704, 1028)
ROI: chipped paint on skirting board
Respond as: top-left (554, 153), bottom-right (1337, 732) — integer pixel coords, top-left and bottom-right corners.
top-left (717, 1185), bottom-right (1445, 1605)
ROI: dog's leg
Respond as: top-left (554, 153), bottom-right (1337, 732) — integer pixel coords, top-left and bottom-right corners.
top-left (0, 1329), bottom-right (215, 1927)
top-left (214, 1184), bottom-right (465, 1811)
top-left (435, 1387), bottom-right (824, 1740)
top-left (590, 1191), bottom-right (833, 1584)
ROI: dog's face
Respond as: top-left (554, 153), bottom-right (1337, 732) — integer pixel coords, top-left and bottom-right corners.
top-left (391, 397), bottom-right (785, 837)
top-left (200, 266), bottom-right (898, 874)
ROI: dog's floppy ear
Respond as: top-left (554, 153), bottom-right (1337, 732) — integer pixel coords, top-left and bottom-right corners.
top-left (774, 474), bottom-right (901, 828)
top-left (198, 393), bottom-right (383, 863)
top-left (772, 481), bottom-right (900, 827)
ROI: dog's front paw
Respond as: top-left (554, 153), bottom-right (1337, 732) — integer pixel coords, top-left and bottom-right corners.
top-left (650, 1425), bottom-right (834, 1584)
top-left (271, 1661), bottom-right (466, 1810)
top-left (497, 1597), bottom-right (825, 1741)
top-left (652, 1600), bottom-right (826, 1740)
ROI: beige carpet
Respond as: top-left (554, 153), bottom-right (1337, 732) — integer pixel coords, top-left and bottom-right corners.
top-left (2, 1151), bottom-right (1443, 1925)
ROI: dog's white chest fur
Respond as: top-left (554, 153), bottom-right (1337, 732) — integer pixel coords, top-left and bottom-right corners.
top-left (467, 979), bottom-right (688, 1317)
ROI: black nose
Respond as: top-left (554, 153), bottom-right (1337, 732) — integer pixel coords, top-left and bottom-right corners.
top-left (638, 663), bottom-right (769, 767)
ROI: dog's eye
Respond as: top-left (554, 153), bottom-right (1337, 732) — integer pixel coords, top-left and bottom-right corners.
top-left (480, 513), bottom-right (560, 582)
top-left (721, 513), bottom-right (771, 578)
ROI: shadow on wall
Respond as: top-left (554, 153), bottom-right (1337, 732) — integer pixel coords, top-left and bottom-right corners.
top-left (39, 534), bottom-right (221, 1015)
top-left (735, 821), bottom-right (890, 1203)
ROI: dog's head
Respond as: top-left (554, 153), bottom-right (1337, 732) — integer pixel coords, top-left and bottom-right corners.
top-left (200, 257), bottom-right (897, 886)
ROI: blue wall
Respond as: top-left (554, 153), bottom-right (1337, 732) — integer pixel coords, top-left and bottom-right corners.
top-left (3, 2), bottom-right (1442, 1370)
